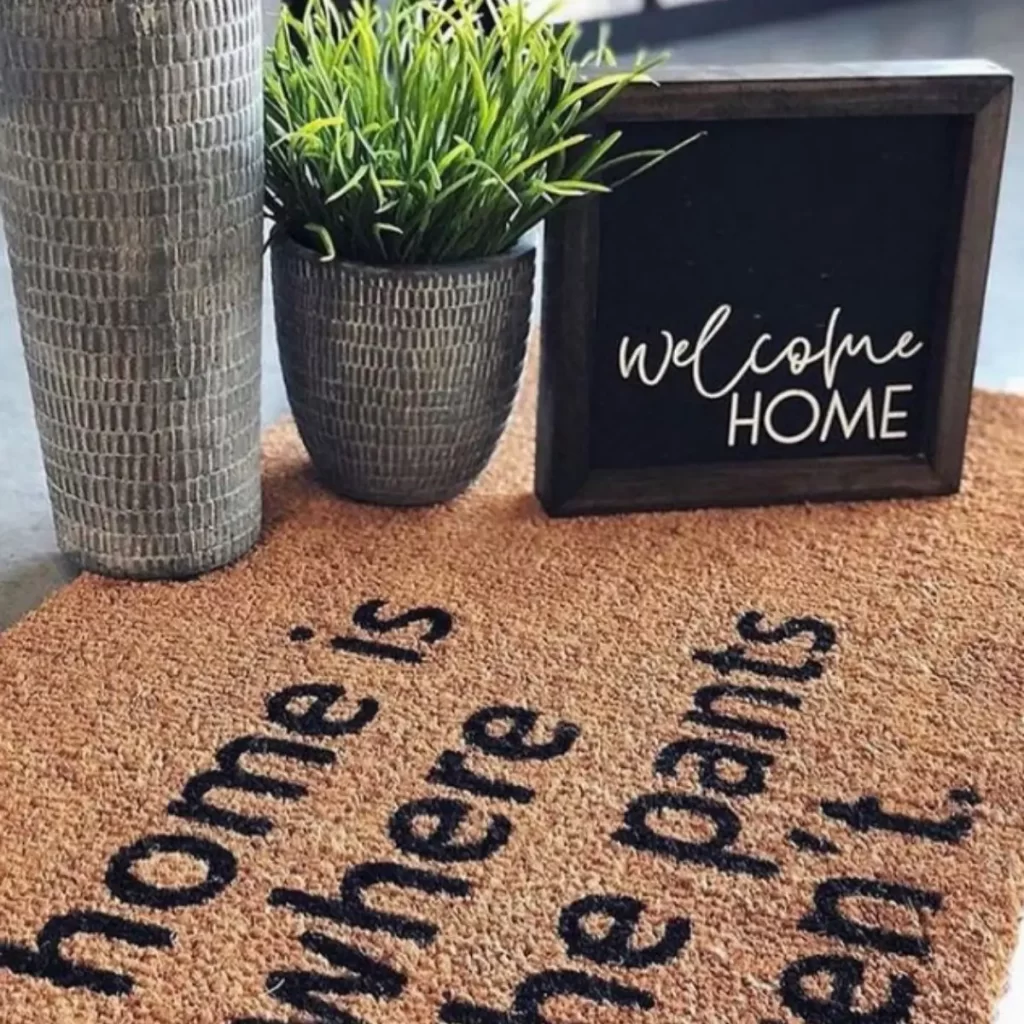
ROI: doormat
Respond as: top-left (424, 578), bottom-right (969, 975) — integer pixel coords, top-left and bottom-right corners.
top-left (2, 373), bottom-right (1024, 1024)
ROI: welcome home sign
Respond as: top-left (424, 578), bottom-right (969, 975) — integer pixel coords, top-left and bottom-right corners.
top-left (535, 61), bottom-right (1013, 515)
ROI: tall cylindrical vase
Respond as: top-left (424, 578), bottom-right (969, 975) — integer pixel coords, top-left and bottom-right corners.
top-left (0, 0), bottom-right (264, 579)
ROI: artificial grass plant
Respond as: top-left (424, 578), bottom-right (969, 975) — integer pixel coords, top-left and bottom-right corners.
top-left (265, 0), bottom-right (702, 264)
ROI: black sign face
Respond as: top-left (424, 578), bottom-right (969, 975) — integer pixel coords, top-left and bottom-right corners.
top-left (591, 115), bottom-right (960, 469)
top-left (536, 63), bottom-right (1012, 516)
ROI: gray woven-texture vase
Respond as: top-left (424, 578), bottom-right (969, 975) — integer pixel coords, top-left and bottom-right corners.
top-left (272, 238), bottom-right (535, 506)
top-left (0, 0), bottom-right (264, 579)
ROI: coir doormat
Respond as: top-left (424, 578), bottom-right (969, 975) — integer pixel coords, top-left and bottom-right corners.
top-left (3, 375), bottom-right (1024, 1024)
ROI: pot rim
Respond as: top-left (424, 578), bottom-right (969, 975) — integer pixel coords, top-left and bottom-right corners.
top-left (272, 233), bottom-right (535, 276)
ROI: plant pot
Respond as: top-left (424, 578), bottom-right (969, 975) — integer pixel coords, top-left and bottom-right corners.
top-left (0, 0), bottom-right (264, 579)
top-left (271, 238), bottom-right (535, 506)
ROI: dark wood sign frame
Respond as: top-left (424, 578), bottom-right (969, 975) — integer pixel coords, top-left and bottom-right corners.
top-left (535, 61), bottom-right (1013, 517)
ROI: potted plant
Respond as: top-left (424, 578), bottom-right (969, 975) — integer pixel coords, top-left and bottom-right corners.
top-left (0, 0), bottom-right (264, 578)
top-left (265, 0), bottom-right (697, 505)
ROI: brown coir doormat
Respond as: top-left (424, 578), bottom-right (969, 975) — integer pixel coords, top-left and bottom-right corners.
top-left (3, 375), bottom-right (1024, 1024)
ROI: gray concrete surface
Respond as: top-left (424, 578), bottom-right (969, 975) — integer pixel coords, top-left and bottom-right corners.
top-left (2, 0), bottom-right (1023, 629)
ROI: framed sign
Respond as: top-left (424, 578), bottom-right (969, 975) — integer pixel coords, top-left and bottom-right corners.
top-left (535, 61), bottom-right (1013, 516)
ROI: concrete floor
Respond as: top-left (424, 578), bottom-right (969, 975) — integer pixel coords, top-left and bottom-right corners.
top-left (0, 0), bottom-right (1022, 1018)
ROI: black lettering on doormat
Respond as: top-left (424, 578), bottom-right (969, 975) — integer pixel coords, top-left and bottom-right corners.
top-left (167, 735), bottom-right (336, 838)
top-left (427, 704), bottom-right (581, 805)
top-left (264, 930), bottom-right (406, 1023)
top-left (440, 969), bottom-right (655, 1024)
top-left (462, 706), bottom-right (580, 763)
top-left (613, 792), bottom-right (779, 879)
top-left (389, 798), bottom-right (512, 863)
top-left (559, 894), bottom-right (690, 968)
top-left (684, 685), bottom-right (802, 743)
top-left (0, 610), bottom-right (396, 1001)
top-left (693, 644), bottom-right (825, 683)
top-left (269, 861), bottom-right (471, 947)
top-left (735, 612), bottom-right (837, 656)
top-left (780, 954), bottom-right (917, 1024)
top-left (250, 701), bottom-right (582, 1023)
top-left (822, 794), bottom-right (975, 844)
top-left (788, 830), bottom-right (841, 857)
top-left (799, 878), bottom-right (942, 959)
top-left (655, 737), bottom-right (773, 797)
top-left (266, 683), bottom-right (379, 738)
top-left (106, 834), bottom-right (237, 910)
top-left (427, 750), bottom-right (535, 805)
top-left (0, 910), bottom-right (172, 996)
top-left (331, 599), bottom-right (454, 664)
top-left (0, 602), bottom-right (975, 1024)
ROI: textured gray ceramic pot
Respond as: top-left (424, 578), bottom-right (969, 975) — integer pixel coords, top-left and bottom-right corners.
top-left (0, 0), bottom-right (264, 579)
top-left (272, 238), bottom-right (535, 506)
